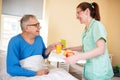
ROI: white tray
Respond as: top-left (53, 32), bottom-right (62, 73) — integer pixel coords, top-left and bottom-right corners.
top-left (48, 50), bottom-right (86, 64)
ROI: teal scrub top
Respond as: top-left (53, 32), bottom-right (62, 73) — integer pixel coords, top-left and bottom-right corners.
top-left (82, 19), bottom-right (114, 80)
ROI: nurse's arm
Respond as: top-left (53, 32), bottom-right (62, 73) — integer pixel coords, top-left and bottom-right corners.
top-left (77, 38), bottom-right (105, 60)
top-left (64, 46), bottom-right (82, 52)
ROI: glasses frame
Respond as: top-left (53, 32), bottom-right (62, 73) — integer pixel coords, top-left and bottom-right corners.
top-left (27, 23), bottom-right (40, 28)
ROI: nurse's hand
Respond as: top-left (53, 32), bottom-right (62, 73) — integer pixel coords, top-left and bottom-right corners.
top-left (65, 54), bottom-right (79, 64)
top-left (36, 69), bottom-right (49, 76)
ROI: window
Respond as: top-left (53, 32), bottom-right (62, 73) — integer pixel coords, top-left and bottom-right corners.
top-left (0, 15), bottom-right (21, 50)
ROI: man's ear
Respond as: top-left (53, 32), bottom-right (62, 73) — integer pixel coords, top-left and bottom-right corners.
top-left (23, 26), bottom-right (28, 32)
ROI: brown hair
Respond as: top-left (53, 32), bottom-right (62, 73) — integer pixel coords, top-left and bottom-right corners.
top-left (77, 2), bottom-right (100, 21)
top-left (20, 14), bottom-right (36, 31)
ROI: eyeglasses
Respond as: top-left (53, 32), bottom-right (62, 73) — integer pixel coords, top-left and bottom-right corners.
top-left (27, 23), bottom-right (40, 28)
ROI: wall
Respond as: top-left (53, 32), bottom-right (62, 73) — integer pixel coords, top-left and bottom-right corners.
top-left (45, 0), bottom-right (120, 66)
top-left (46, 0), bottom-right (84, 47)
top-left (106, 0), bottom-right (120, 66)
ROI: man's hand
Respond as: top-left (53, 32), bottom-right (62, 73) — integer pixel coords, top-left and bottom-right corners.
top-left (36, 69), bottom-right (49, 76)
top-left (45, 42), bottom-right (63, 55)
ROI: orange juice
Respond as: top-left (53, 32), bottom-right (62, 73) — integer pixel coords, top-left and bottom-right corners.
top-left (56, 44), bottom-right (62, 54)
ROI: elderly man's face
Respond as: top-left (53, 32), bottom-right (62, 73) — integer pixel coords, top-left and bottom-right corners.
top-left (25, 17), bottom-right (41, 36)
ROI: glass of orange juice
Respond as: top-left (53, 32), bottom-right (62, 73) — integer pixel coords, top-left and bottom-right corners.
top-left (56, 44), bottom-right (62, 54)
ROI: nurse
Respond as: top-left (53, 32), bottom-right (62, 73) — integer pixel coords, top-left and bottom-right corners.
top-left (65, 2), bottom-right (114, 80)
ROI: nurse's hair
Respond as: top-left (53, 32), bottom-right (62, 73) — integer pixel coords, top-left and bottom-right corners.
top-left (77, 2), bottom-right (100, 21)
top-left (20, 14), bottom-right (36, 31)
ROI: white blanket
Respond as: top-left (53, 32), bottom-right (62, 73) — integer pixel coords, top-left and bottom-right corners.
top-left (9, 55), bottom-right (78, 80)
top-left (20, 55), bottom-right (46, 71)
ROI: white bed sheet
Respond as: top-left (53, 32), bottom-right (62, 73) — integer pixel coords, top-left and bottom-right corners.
top-left (9, 68), bottom-right (78, 80)
top-left (0, 51), bottom-right (78, 80)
